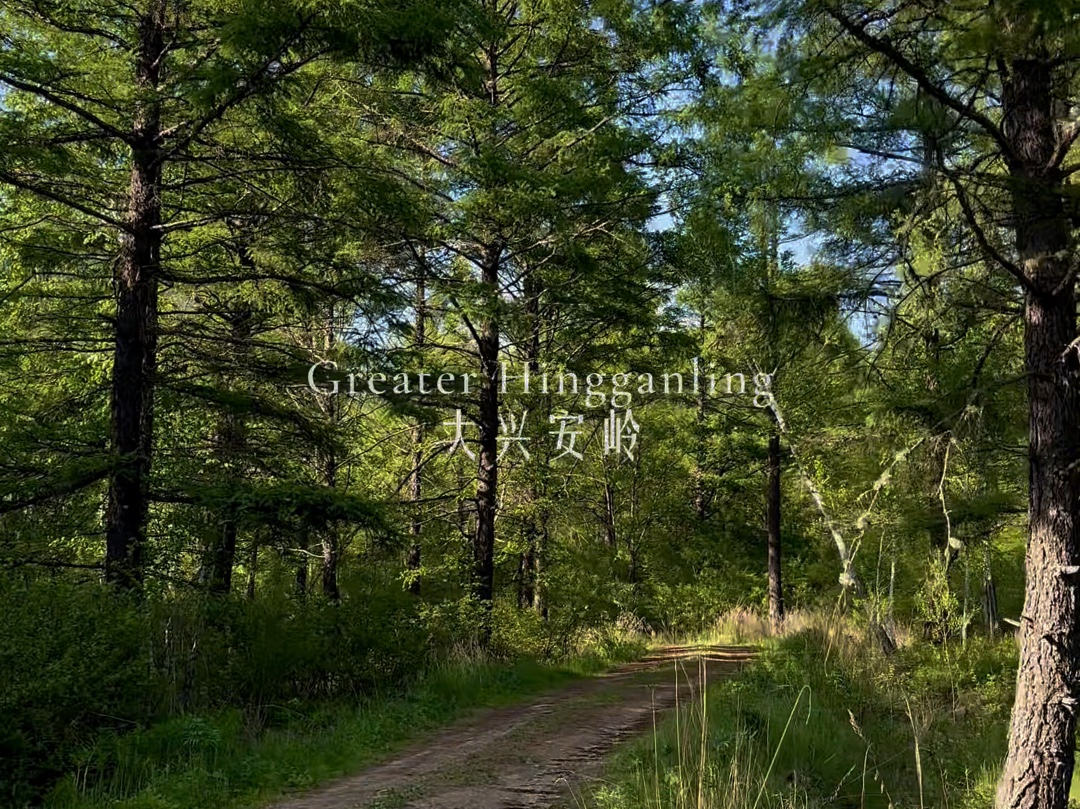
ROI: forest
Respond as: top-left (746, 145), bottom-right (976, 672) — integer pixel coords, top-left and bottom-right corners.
top-left (0, 0), bottom-right (1078, 808)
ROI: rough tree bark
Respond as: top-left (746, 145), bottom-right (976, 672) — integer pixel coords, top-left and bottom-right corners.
top-left (468, 34), bottom-right (505, 642)
top-left (815, 8), bottom-right (1080, 803)
top-left (995, 56), bottom-right (1080, 809)
top-left (104, 0), bottom-right (166, 589)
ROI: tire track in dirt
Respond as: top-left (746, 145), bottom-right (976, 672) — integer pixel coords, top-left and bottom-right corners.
top-left (266, 645), bottom-right (755, 809)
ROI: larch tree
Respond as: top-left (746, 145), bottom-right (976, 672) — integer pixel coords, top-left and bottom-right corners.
top-left (358, 0), bottom-right (694, 634)
top-left (740, 0), bottom-right (1080, 803)
top-left (0, 0), bottom-right (468, 590)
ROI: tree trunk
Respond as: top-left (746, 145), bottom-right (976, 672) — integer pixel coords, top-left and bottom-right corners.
top-left (209, 515), bottom-right (238, 596)
top-left (517, 271), bottom-right (543, 611)
top-left (208, 307), bottom-right (251, 595)
top-left (473, 246), bottom-right (500, 636)
top-left (766, 397), bottom-right (895, 653)
top-left (983, 543), bottom-right (999, 638)
top-left (534, 516), bottom-right (548, 618)
top-left (694, 314), bottom-right (708, 522)
top-left (518, 520), bottom-right (536, 609)
top-left (516, 544), bottom-right (531, 609)
top-left (767, 432), bottom-right (784, 634)
top-left (319, 444), bottom-right (340, 601)
top-left (321, 530), bottom-right (340, 602)
top-left (295, 555), bottom-right (308, 599)
top-left (104, 1), bottom-right (166, 589)
top-left (603, 479), bottom-right (617, 549)
top-left (407, 430), bottom-right (423, 595)
top-left (996, 58), bottom-right (1080, 809)
top-left (317, 304), bottom-right (341, 601)
top-left (407, 270), bottom-right (426, 594)
top-left (246, 541), bottom-right (257, 600)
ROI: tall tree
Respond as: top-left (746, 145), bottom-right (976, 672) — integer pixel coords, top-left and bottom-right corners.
top-left (362, 0), bottom-right (690, 634)
top-left (738, 0), bottom-right (1080, 803)
top-left (0, 0), bottom-right (467, 589)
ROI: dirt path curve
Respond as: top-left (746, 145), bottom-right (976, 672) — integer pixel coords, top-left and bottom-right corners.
top-left (267, 645), bottom-right (755, 809)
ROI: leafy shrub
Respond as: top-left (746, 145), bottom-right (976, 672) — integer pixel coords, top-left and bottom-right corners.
top-left (0, 570), bottom-right (434, 806)
top-left (913, 555), bottom-right (969, 643)
top-left (0, 580), bottom-right (154, 806)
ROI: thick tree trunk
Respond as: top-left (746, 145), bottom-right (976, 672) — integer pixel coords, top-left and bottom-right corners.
top-left (473, 246), bottom-right (500, 635)
top-left (996, 58), bottom-right (1080, 809)
top-left (104, 1), bottom-right (166, 589)
top-left (209, 516), bottom-right (238, 595)
top-left (767, 432), bottom-right (784, 634)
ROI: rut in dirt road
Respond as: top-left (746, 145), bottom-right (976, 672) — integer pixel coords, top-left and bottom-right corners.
top-left (266, 645), bottom-right (756, 809)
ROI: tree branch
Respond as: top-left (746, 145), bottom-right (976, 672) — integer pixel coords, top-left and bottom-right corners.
top-left (823, 5), bottom-right (1015, 163)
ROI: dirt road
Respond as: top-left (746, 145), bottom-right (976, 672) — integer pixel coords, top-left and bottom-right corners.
top-left (266, 645), bottom-right (755, 809)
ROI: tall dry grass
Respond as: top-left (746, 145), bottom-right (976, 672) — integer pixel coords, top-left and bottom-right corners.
top-left (592, 612), bottom-right (1017, 809)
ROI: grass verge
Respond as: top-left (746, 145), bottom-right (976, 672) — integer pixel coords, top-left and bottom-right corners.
top-left (591, 621), bottom-right (1017, 809)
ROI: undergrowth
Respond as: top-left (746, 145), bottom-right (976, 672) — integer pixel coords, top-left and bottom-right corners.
top-left (1, 571), bottom-right (645, 809)
top-left (592, 619), bottom-right (1019, 809)
top-left (42, 638), bottom-right (643, 809)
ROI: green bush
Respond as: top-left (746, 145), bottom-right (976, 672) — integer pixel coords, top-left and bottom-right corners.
top-left (0, 570), bottom-right (434, 806)
top-left (0, 581), bottom-right (154, 806)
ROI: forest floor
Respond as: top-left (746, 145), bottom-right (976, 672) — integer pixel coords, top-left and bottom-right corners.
top-left (264, 645), bottom-right (756, 809)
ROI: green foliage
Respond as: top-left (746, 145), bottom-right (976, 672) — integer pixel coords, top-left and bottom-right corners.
top-left (913, 555), bottom-right (968, 644)
top-left (0, 0), bottom-right (1046, 803)
top-left (0, 581), bottom-right (153, 805)
top-left (0, 572), bottom-right (431, 806)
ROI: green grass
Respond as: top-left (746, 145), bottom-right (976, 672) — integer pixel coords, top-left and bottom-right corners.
top-left (43, 642), bottom-right (644, 809)
top-left (590, 624), bottom-right (1017, 809)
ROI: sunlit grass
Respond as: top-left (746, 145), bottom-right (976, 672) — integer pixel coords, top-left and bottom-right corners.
top-left (591, 619), bottom-right (1017, 809)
